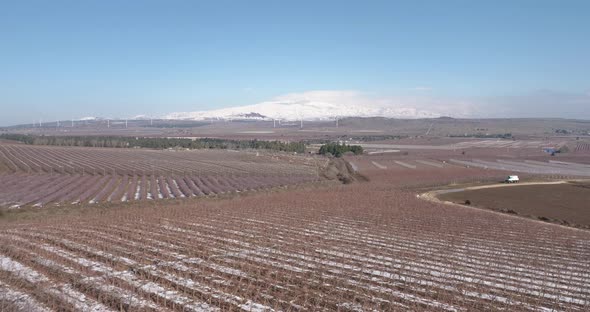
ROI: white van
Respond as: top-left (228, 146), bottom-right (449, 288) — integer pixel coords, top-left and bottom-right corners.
top-left (505, 175), bottom-right (519, 183)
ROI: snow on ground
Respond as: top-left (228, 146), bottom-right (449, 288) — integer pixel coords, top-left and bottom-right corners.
top-left (0, 255), bottom-right (113, 312)
top-left (165, 180), bottom-right (175, 198)
top-left (134, 183), bottom-right (141, 200)
top-left (0, 281), bottom-right (51, 312)
top-left (172, 179), bottom-right (186, 198)
top-left (394, 160), bottom-right (417, 169)
top-left (0, 256), bottom-right (48, 283)
top-left (146, 179), bottom-right (153, 200)
top-left (371, 161), bottom-right (387, 169)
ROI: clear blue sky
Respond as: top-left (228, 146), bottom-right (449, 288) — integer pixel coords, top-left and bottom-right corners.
top-left (1, 0), bottom-right (589, 125)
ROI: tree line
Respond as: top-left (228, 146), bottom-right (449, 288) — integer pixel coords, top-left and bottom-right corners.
top-left (0, 134), bottom-right (306, 153)
top-left (318, 142), bottom-right (363, 157)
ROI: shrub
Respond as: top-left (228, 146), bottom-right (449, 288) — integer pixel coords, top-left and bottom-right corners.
top-left (318, 142), bottom-right (363, 157)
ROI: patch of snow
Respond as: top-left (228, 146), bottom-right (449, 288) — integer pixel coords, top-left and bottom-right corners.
top-left (0, 255), bottom-right (112, 312)
top-left (394, 160), bottom-right (416, 169)
top-left (371, 161), bottom-right (387, 169)
top-left (50, 285), bottom-right (113, 312)
top-left (155, 179), bottom-right (163, 199)
top-left (146, 180), bottom-right (153, 200)
top-left (0, 256), bottom-right (49, 283)
top-left (368, 149), bottom-right (400, 154)
top-left (0, 281), bottom-right (51, 312)
top-left (134, 183), bottom-right (141, 200)
top-left (165, 180), bottom-right (175, 198)
top-left (79, 116), bottom-right (98, 121)
top-left (172, 179), bottom-right (185, 197)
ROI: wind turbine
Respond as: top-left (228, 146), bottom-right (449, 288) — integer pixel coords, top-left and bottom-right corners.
top-left (425, 122), bottom-right (434, 136)
top-left (299, 111), bottom-right (304, 129)
top-left (295, 107), bottom-right (303, 129)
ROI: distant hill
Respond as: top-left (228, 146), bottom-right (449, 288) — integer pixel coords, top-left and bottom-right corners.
top-left (165, 91), bottom-right (441, 121)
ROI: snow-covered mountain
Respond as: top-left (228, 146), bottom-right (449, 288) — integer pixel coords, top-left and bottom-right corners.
top-left (165, 91), bottom-right (448, 121)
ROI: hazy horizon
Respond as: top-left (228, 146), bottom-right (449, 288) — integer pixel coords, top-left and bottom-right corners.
top-left (1, 0), bottom-right (589, 126)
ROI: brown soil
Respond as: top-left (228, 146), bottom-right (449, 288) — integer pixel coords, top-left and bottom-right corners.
top-left (321, 158), bottom-right (368, 184)
top-left (438, 182), bottom-right (590, 228)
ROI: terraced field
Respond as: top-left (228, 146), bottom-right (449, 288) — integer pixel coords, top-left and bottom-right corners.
top-left (1, 165), bottom-right (589, 311)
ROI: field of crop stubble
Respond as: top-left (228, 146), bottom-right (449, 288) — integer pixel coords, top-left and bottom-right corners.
top-left (1, 152), bottom-right (589, 312)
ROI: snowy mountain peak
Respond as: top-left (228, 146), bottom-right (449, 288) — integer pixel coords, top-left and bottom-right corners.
top-left (164, 91), bottom-right (451, 121)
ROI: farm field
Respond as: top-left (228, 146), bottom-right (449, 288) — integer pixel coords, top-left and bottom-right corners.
top-left (346, 153), bottom-right (590, 180)
top-left (0, 173), bottom-right (319, 208)
top-left (0, 144), bottom-right (321, 208)
top-left (1, 157), bottom-right (589, 311)
top-left (575, 141), bottom-right (590, 153)
top-left (1, 137), bottom-right (590, 311)
top-left (446, 158), bottom-right (590, 177)
top-left (0, 144), bottom-right (317, 176)
top-left (437, 182), bottom-right (590, 228)
top-left (353, 138), bottom-right (590, 178)
top-left (358, 139), bottom-right (566, 151)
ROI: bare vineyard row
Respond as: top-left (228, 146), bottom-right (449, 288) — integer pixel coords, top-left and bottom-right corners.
top-left (0, 188), bottom-right (589, 311)
top-left (0, 173), bottom-right (318, 208)
top-left (0, 144), bottom-right (319, 177)
top-left (575, 142), bottom-right (590, 153)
